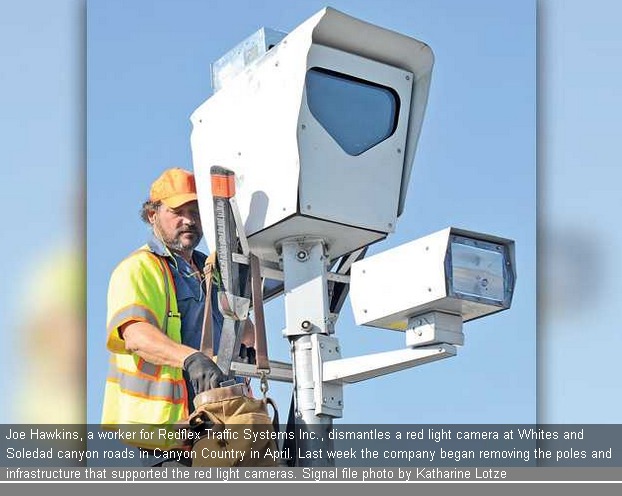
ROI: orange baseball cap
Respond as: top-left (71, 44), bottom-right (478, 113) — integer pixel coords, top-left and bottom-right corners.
top-left (149, 168), bottom-right (197, 209)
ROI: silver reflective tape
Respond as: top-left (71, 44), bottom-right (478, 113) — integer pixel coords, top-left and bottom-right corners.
top-left (107, 305), bottom-right (160, 334)
top-left (109, 369), bottom-right (184, 402)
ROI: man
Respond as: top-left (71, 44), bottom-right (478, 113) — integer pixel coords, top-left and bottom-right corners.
top-left (101, 168), bottom-right (233, 463)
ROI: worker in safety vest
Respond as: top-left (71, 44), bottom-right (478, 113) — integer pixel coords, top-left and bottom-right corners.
top-left (102, 168), bottom-right (249, 464)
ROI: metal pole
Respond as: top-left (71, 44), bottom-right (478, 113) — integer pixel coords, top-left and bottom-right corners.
top-left (281, 238), bottom-right (336, 467)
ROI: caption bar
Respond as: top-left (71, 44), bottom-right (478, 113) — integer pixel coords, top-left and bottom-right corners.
top-left (1, 425), bottom-right (620, 469)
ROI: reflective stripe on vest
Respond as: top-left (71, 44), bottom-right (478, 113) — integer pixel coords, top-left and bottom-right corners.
top-left (107, 304), bottom-right (160, 334)
top-left (107, 366), bottom-right (186, 404)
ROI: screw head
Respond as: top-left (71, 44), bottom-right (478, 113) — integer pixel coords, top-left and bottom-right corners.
top-left (301, 320), bottom-right (311, 330)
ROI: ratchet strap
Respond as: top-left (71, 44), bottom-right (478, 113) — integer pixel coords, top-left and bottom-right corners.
top-left (200, 252), bottom-right (270, 374)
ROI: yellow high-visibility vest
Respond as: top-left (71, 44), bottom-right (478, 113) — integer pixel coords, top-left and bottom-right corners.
top-left (101, 246), bottom-right (189, 449)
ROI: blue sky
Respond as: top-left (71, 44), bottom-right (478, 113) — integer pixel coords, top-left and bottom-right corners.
top-left (1, 0), bottom-right (620, 427)
top-left (86, 0), bottom-right (535, 425)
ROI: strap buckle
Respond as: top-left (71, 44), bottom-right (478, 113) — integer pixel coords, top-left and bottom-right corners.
top-left (259, 371), bottom-right (270, 398)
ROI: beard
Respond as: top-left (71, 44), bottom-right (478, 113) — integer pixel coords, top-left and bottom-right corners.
top-left (155, 218), bottom-right (203, 253)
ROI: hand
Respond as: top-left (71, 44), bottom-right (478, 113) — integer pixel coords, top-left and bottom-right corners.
top-left (183, 352), bottom-right (225, 394)
top-left (238, 344), bottom-right (256, 365)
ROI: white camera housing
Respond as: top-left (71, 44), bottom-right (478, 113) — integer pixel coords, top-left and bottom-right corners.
top-left (349, 227), bottom-right (516, 331)
top-left (191, 7), bottom-right (434, 262)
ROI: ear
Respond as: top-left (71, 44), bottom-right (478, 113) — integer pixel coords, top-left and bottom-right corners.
top-left (147, 207), bottom-right (158, 225)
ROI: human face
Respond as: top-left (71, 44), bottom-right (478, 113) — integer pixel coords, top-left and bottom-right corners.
top-left (150, 201), bottom-right (203, 257)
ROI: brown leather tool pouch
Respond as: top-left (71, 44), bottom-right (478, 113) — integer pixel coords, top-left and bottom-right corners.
top-left (186, 383), bottom-right (279, 467)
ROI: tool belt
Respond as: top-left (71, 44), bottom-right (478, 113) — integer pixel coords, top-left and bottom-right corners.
top-left (183, 253), bottom-right (279, 467)
top-left (186, 383), bottom-right (279, 467)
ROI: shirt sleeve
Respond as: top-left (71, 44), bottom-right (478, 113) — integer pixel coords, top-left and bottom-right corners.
top-left (106, 251), bottom-right (167, 354)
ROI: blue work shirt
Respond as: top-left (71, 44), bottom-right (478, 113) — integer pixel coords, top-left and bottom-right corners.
top-left (147, 237), bottom-right (224, 409)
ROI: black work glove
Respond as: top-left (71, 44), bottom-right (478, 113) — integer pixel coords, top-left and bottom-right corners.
top-left (183, 352), bottom-right (226, 394)
top-left (238, 344), bottom-right (256, 365)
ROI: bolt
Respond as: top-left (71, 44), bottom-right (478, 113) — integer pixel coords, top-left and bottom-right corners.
top-left (338, 400), bottom-right (342, 406)
top-left (319, 342), bottom-right (324, 348)
top-left (301, 320), bottom-right (311, 330)
top-left (406, 75), bottom-right (411, 80)
top-left (301, 124), bottom-right (306, 130)
top-left (397, 148), bottom-right (402, 154)
top-left (306, 204), bottom-right (311, 210)
top-left (335, 346), bottom-right (340, 353)
top-left (296, 250), bottom-right (308, 261)
top-left (428, 287), bottom-right (432, 292)
top-left (388, 223), bottom-right (393, 229)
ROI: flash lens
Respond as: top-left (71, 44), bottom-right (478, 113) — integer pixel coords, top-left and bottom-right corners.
top-left (451, 242), bottom-right (505, 302)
